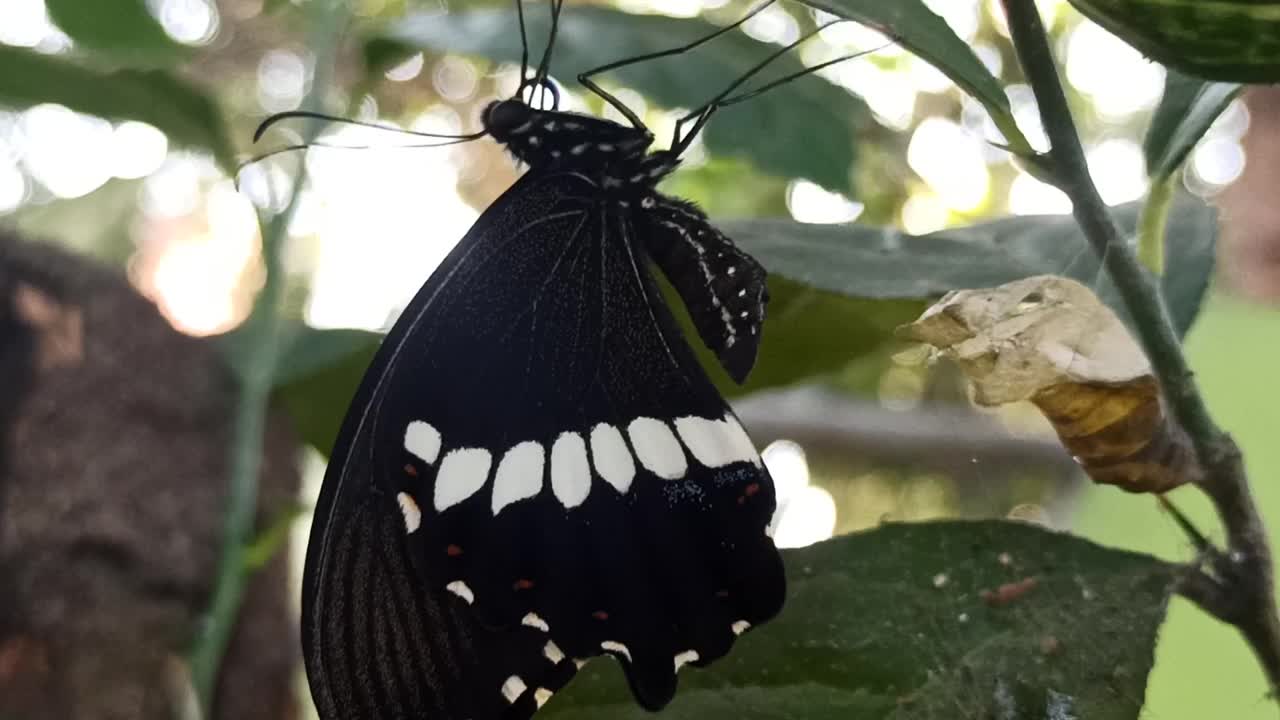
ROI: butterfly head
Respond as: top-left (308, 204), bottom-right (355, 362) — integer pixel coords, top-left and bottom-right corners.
top-left (482, 99), bottom-right (535, 139)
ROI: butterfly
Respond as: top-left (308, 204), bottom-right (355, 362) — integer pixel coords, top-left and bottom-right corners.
top-left (300, 2), bottom-right (795, 718)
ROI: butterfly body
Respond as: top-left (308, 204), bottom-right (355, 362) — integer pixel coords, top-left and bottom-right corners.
top-left (303, 97), bottom-right (781, 720)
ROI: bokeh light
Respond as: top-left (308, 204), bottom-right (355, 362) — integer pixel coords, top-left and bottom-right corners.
top-left (0, 161), bottom-right (25, 214)
top-left (1065, 20), bottom-right (1164, 120)
top-left (1008, 171), bottom-right (1072, 215)
top-left (763, 440), bottom-right (837, 549)
top-left (901, 191), bottom-right (949, 235)
top-left (432, 56), bottom-right (479, 102)
top-left (787, 179), bottom-right (863, 224)
top-left (742, 3), bottom-right (800, 46)
top-left (302, 123), bottom-right (479, 331)
top-left (385, 52), bottom-right (425, 83)
top-left (110, 121), bottom-right (169, 180)
top-left (907, 117), bottom-right (990, 212)
top-left (828, 59), bottom-right (916, 130)
top-left (1192, 137), bottom-right (1246, 187)
top-left (257, 49), bottom-right (310, 113)
top-left (1086, 138), bottom-right (1146, 205)
top-left (150, 0), bottom-right (220, 45)
top-left (20, 104), bottom-right (115, 199)
top-left (0, 0), bottom-right (60, 49)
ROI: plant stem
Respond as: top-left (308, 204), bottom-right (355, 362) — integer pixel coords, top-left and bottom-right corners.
top-left (1137, 174), bottom-right (1175, 275)
top-left (187, 203), bottom-right (295, 714)
top-left (1001, 0), bottom-right (1280, 698)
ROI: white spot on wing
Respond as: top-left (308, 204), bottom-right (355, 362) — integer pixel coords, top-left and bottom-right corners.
top-left (446, 580), bottom-right (474, 604)
top-left (722, 414), bottom-right (762, 467)
top-left (551, 432), bottom-right (591, 508)
top-left (590, 423), bottom-right (635, 494)
top-left (502, 675), bottom-right (527, 704)
top-left (491, 441), bottom-right (545, 514)
top-left (404, 421), bottom-right (441, 464)
top-left (522, 612), bottom-right (549, 632)
top-left (600, 640), bottom-right (632, 662)
top-left (573, 658), bottom-right (588, 669)
top-left (627, 417), bottom-right (688, 479)
top-left (434, 448), bottom-right (492, 511)
top-left (395, 492), bottom-right (422, 534)
top-left (534, 688), bottom-right (554, 708)
top-left (731, 620), bottom-right (751, 635)
top-left (543, 640), bottom-right (565, 664)
top-left (674, 649), bottom-right (700, 672)
top-left (675, 416), bottom-right (754, 468)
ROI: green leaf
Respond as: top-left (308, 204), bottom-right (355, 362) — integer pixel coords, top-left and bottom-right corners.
top-left (273, 327), bottom-right (381, 456)
top-left (0, 46), bottom-right (235, 173)
top-left (545, 520), bottom-right (1173, 720)
top-left (46, 0), bottom-right (189, 66)
top-left (1068, 0), bottom-right (1280, 83)
top-left (722, 192), bottom-right (1216, 337)
top-left (798, 0), bottom-right (1035, 159)
top-left (670, 275), bottom-right (921, 398)
top-left (367, 5), bottom-right (868, 192)
top-left (1144, 69), bottom-right (1242, 183)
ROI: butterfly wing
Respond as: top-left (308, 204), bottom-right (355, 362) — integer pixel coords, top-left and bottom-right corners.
top-left (643, 196), bottom-right (768, 384)
top-left (303, 170), bottom-right (784, 720)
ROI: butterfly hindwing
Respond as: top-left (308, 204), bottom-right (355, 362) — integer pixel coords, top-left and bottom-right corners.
top-left (304, 169), bottom-right (783, 720)
top-left (643, 197), bottom-right (768, 383)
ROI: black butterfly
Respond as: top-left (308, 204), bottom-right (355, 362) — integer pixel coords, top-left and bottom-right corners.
top-left (298, 3), bottom-right (817, 718)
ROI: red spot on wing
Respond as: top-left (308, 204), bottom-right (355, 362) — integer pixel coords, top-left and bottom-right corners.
top-left (981, 577), bottom-right (1039, 607)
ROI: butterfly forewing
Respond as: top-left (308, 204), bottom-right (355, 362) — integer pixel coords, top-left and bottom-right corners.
top-left (305, 103), bottom-right (783, 719)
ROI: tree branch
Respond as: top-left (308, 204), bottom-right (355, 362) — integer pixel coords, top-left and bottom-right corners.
top-left (1001, 0), bottom-right (1280, 697)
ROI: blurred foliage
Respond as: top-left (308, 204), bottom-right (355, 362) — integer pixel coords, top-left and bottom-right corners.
top-left (0, 45), bottom-right (234, 171)
top-left (45, 0), bottom-right (192, 66)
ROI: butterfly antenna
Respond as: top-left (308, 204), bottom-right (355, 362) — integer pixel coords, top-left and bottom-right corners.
top-left (719, 42), bottom-right (894, 109)
top-left (516, 0), bottom-right (530, 84)
top-left (577, 0), bottom-right (778, 130)
top-left (236, 132), bottom-right (483, 184)
top-left (671, 28), bottom-right (896, 155)
top-left (254, 110), bottom-right (487, 144)
top-left (534, 0), bottom-right (565, 109)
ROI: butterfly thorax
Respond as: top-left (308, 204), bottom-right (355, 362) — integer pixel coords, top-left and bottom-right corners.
top-left (482, 100), bottom-right (680, 193)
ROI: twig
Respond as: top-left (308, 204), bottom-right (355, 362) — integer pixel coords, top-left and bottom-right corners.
top-left (1137, 174), bottom-right (1175, 275)
top-left (1001, 0), bottom-right (1280, 698)
top-left (186, 201), bottom-right (295, 713)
